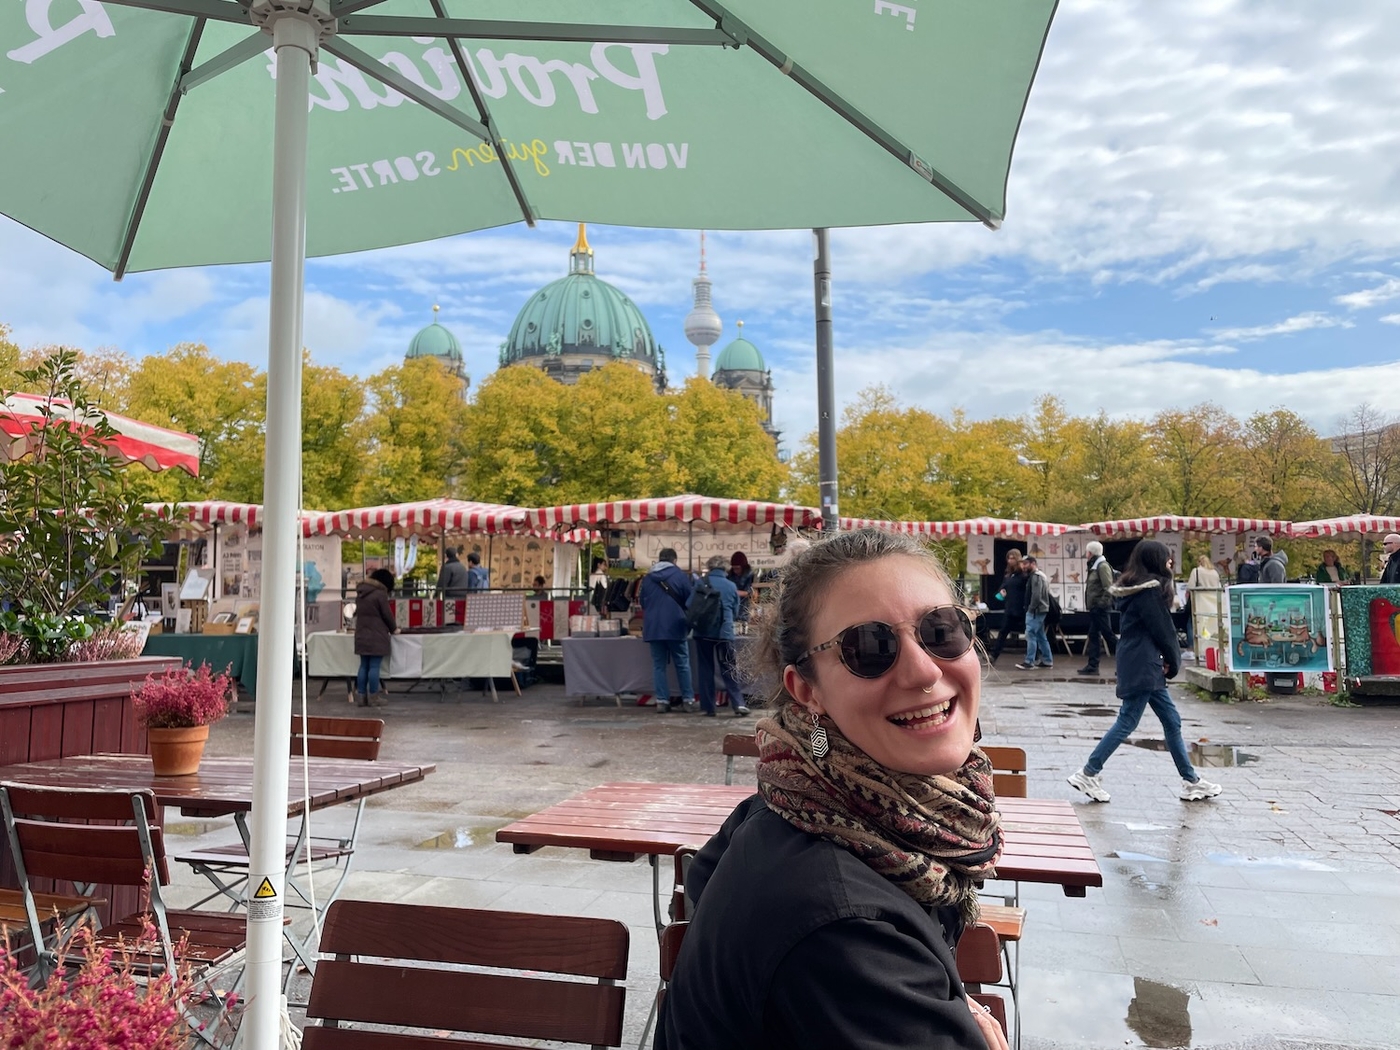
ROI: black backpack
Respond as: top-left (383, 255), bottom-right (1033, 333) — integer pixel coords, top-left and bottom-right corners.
top-left (1046, 591), bottom-right (1062, 629)
top-left (1236, 561), bottom-right (1260, 585)
top-left (685, 577), bottom-right (726, 637)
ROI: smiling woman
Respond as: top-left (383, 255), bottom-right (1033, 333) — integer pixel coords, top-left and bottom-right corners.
top-left (657, 529), bottom-right (1007, 1050)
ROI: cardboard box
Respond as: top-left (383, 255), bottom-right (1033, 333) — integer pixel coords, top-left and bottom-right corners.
top-left (202, 622), bottom-right (238, 636)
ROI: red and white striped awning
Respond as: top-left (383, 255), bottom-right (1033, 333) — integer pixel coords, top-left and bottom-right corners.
top-left (2, 392), bottom-right (200, 475)
top-left (1081, 516), bottom-right (1293, 537)
top-left (528, 494), bottom-right (822, 532)
top-left (306, 499), bottom-right (529, 538)
top-left (1292, 515), bottom-right (1400, 538)
top-left (145, 501), bottom-right (317, 535)
top-left (840, 517), bottom-right (1075, 537)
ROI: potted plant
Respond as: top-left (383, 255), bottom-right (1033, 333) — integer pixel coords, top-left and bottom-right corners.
top-left (131, 662), bottom-right (234, 776)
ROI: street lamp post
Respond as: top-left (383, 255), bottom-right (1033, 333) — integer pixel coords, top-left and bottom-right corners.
top-left (814, 228), bottom-right (839, 533)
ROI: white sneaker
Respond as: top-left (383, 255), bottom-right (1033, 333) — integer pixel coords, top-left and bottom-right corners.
top-left (1180, 777), bottom-right (1222, 801)
top-left (1067, 768), bottom-right (1110, 802)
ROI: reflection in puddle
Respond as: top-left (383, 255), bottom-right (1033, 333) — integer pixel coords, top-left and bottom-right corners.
top-left (1204, 851), bottom-right (1338, 871)
top-left (1131, 740), bottom-right (1259, 766)
top-left (416, 828), bottom-right (473, 849)
top-left (1127, 977), bottom-right (1192, 1048)
top-left (1107, 850), bottom-right (1171, 863)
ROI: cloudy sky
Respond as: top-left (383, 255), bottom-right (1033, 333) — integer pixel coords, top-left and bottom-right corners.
top-left (3, 0), bottom-right (1399, 450)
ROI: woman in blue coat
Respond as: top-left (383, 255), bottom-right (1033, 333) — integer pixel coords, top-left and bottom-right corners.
top-left (1067, 540), bottom-right (1221, 804)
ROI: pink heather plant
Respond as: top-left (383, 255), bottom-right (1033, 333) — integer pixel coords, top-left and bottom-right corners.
top-left (0, 631), bottom-right (20, 665)
top-left (131, 662), bottom-right (234, 730)
top-left (66, 625), bottom-right (145, 663)
top-left (0, 920), bottom-right (188, 1050)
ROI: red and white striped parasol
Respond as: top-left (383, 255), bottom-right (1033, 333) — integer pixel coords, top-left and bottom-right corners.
top-left (1081, 516), bottom-right (1293, 537)
top-left (840, 517), bottom-right (1075, 537)
top-left (1291, 515), bottom-right (1400, 538)
top-left (145, 501), bottom-right (317, 535)
top-left (2, 392), bottom-right (200, 475)
top-left (306, 498), bottom-right (529, 539)
top-left (529, 494), bottom-right (822, 533)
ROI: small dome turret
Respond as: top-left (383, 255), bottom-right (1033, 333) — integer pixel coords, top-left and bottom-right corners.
top-left (407, 305), bottom-right (463, 365)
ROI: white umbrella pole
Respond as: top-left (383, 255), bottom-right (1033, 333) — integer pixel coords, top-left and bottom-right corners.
top-left (245, 9), bottom-right (319, 1049)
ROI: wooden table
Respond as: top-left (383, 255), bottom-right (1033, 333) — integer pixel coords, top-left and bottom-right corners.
top-left (497, 782), bottom-right (1103, 929)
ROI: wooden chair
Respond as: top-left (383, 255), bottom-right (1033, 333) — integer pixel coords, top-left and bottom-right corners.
top-left (981, 745), bottom-right (1028, 799)
top-left (0, 887), bottom-right (104, 969)
top-left (957, 921), bottom-right (1011, 1043)
top-left (0, 784), bottom-right (246, 1043)
top-left (722, 732), bottom-right (760, 785)
top-left (302, 899), bottom-right (629, 1049)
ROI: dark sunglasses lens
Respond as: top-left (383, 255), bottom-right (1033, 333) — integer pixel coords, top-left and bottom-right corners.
top-left (917, 607), bottom-right (974, 658)
top-left (839, 622), bottom-right (900, 679)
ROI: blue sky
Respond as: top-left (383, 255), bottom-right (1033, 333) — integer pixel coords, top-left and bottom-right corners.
top-left (4, 0), bottom-right (1399, 449)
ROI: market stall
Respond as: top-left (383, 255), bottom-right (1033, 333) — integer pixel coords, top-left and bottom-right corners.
top-left (304, 629), bottom-right (516, 701)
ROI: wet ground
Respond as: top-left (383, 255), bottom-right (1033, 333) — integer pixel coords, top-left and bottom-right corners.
top-left (166, 661), bottom-right (1400, 1049)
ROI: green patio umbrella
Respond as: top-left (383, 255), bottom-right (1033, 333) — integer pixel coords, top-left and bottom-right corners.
top-left (0, 1), bottom-right (1056, 1044)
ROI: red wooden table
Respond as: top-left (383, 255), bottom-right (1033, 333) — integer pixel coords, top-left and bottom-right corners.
top-left (496, 782), bottom-right (1103, 917)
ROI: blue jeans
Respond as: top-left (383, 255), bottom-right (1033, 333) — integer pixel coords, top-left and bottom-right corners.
top-left (356, 654), bottom-right (383, 695)
top-left (695, 638), bottom-right (745, 715)
top-left (648, 640), bottom-right (693, 705)
top-left (1085, 687), bottom-right (1198, 781)
top-left (1024, 612), bottom-right (1051, 665)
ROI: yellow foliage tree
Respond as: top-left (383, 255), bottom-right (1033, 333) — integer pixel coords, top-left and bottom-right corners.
top-left (553, 363), bottom-right (682, 502)
top-left (355, 357), bottom-right (469, 504)
top-left (668, 377), bottom-right (787, 500)
top-left (1148, 404), bottom-right (1247, 515)
top-left (459, 365), bottom-right (567, 505)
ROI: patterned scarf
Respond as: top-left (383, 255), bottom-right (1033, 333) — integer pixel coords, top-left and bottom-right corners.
top-left (756, 703), bottom-right (1002, 923)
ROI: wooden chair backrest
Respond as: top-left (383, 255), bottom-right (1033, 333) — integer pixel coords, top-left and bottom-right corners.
top-left (291, 716), bottom-right (384, 761)
top-left (722, 734), bottom-right (761, 760)
top-left (956, 921), bottom-right (1003, 985)
top-left (659, 920), bottom-right (688, 984)
top-left (2, 785), bottom-right (168, 887)
top-left (980, 745), bottom-right (1028, 799)
top-left (303, 900), bottom-right (629, 1049)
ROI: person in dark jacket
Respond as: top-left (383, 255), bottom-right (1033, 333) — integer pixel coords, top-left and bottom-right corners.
top-left (354, 568), bottom-right (398, 707)
top-left (1067, 540), bottom-right (1221, 804)
top-left (1380, 534), bottom-right (1400, 584)
top-left (1015, 556), bottom-right (1052, 670)
top-left (1255, 536), bottom-right (1286, 584)
top-left (690, 556), bottom-right (749, 718)
top-left (1078, 540), bottom-right (1117, 675)
top-left (639, 548), bottom-right (696, 712)
top-left (435, 546), bottom-right (470, 599)
top-left (727, 550), bottom-right (755, 624)
top-left (657, 529), bottom-right (1007, 1050)
top-left (987, 549), bottom-right (1026, 664)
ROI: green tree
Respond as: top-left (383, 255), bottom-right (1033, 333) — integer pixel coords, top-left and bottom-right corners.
top-left (1148, 404), bottom-right (1245, 515)
top-left (1240, 408), bottom-right (1330, 520)
top-left (1053, 412), bottom-right (1160, 522)
top-left (669, 377), bottom-right (787, 500)
top-left (459, 365), bottom-right (566, 504)
top-left (300, 359), bottom-right (366, 508)
top-left (355, 357), bottom-right (468, 503)
top-left (554, 363), bottom-right (681, 501)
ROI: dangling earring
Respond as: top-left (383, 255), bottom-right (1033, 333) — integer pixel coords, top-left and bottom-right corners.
top-left (809, 710), bottom-right (829, 759)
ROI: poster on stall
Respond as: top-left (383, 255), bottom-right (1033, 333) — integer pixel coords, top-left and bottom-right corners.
top-left (243, 539), bottom-right (262, 600)
top-left (635, 528), bottom-right (790, 571)
top-left (300, 536), bottom-right (342, 602)
top-left (1155, 531), bottom-right (1184, 574)
top-left (1210, 535), bottom-right (1237, 580)
top-left (965, 535), bottom-right (995, 577)
top-left (1225, 585), bottom-right (1332, 672)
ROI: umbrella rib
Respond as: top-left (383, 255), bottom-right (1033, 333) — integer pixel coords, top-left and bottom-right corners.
top-left (180, 31), bottom-right (270, 94)
top-left (685, 0), bottom-right (1000, 228)
top-left (330, 0), bottom-right (391, 14)
top-left (426, 0), bottom-right (536, 227)
top-left (336, 16), bottom-right (736, 45)
top-left (321, 38), bottom-right (491, 143)
top-left (114, 20), bottom-right (207, 281)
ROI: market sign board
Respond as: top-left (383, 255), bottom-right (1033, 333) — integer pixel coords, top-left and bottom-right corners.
top-left (1225, 585), bottom-right (1332, 673)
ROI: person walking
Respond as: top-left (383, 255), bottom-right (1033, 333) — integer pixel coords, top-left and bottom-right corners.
top-left (354, 567), bottom-right (397, 707)
top-left (435, 546), bottom-right (470, 599)
top-left (1078, 541), bottom-right (1116, 676)
top-left (1380, 534), bottom-right (1400, 584)
top-left (639, 547), bottom-right (697, 712)
top-left (465, 551), bottom-right (490, 590)
top-left (690, 555), bottom-right (750, 718)
top-left (988, 549), bottom-right (1027, 664)
top-left (1016, 555), bottom-right (1053, 670)
top-left (1067, 540), bottom-right (1222, 803)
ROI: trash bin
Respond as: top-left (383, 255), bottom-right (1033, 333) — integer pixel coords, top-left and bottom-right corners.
top-left (1266, 672), bottom-right (1300, 695)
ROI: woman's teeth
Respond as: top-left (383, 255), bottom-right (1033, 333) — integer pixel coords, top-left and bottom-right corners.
top-left (889, 701), bottom-right (951, 727)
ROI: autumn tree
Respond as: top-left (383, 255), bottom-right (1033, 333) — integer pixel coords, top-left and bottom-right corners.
top-left (1054, 412), bottom-right (1160, 522)
top-left (355, 357), bottom-right (469, 504)
top-left (458, 365), bottom-right (567, 504)
top-left (1148, 404), bottom-right (1246, 515)
top-left (1239, 408), bottom-right (1330, 520)
top-left (1015, 395), bottom-right (1079, 516)
top-left (668, 377), bottom-right (787, 500)
top-left (1327, 403), bottom-right (1400, 516)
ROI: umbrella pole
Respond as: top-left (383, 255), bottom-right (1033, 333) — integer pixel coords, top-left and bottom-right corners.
top-left (813, 229), bottom-right (839, 533)
top-left (245, 9), bottom-right (323, 1049)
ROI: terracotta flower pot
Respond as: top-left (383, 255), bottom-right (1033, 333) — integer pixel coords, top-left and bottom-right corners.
top-left (147, 724), bottom-right (210, 776)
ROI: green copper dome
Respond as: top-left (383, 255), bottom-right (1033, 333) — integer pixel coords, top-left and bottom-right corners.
top-left (499, 226), bottom-right (660, 369)
top-left (714, 327), bottom-right (765, 372)
top-left (407, 313), bottom-right (463, 363)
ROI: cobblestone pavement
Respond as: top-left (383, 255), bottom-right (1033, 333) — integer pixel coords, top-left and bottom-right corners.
top-left (167, 665), bottom-right (1400, 1049)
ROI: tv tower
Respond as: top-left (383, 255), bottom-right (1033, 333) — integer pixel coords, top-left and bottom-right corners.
top-left (683, 232), bottom-right (722, 379)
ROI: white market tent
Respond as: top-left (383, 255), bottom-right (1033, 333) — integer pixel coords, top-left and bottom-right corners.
top-left (839, 516), bottom-right (1074, 537)
top-left (1292, 515), bottom-right (1400, 538)
top-left (1080, 516), bottom-right (1293, 537)
top-left (528, 493), bottom-right (823, 532)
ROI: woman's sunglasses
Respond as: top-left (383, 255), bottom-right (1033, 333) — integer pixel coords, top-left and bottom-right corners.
top-left (797, 606), bottom-right (976, 679)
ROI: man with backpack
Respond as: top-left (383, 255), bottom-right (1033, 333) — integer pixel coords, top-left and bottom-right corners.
top-left (639, 548), bottom-right (697, 712)
top-left (1255, 536), bottom-right (1287, 584)
top-left (688, 555), bottom-right (749, 718)
top-left (1017, 555), bottom-right (1054, 670)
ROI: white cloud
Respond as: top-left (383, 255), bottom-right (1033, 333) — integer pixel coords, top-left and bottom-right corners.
top-left (1379, 313), bottom-right (1400, 326)
top-left (1209, 312), bottom-right (1351, 342)
top-left (1334, 277), bottom-right (1400, 310)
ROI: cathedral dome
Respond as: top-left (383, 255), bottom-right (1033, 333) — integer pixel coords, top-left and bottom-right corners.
top-left (407, 306), bottom-right (462, 364)
top-left (714, 325), bottom-right (765, 373)
top-left (500, 225), bottom-right (660, 373)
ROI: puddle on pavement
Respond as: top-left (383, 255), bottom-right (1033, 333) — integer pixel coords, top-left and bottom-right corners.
top-left (1131, 740), bottom-right (1260, 766)
top-left (1204, 851), bottom-right (1338, 871)
top-left (1107, 850), bottom-right (1171, 863)
top-left (416, 828), bottom-right (474, 849)
top-left (1126, 977), bottom-right (1193, 1048)
top-left (1027, 972), bottom-right (1198, 1048)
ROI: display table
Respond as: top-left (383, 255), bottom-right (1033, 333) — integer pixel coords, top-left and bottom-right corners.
top-left (142, 633), bottom-right (258, 698)
top-left (305, 630), bottom-right (515, 699)
top-left (563, 635), bottom-right (749, 698)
